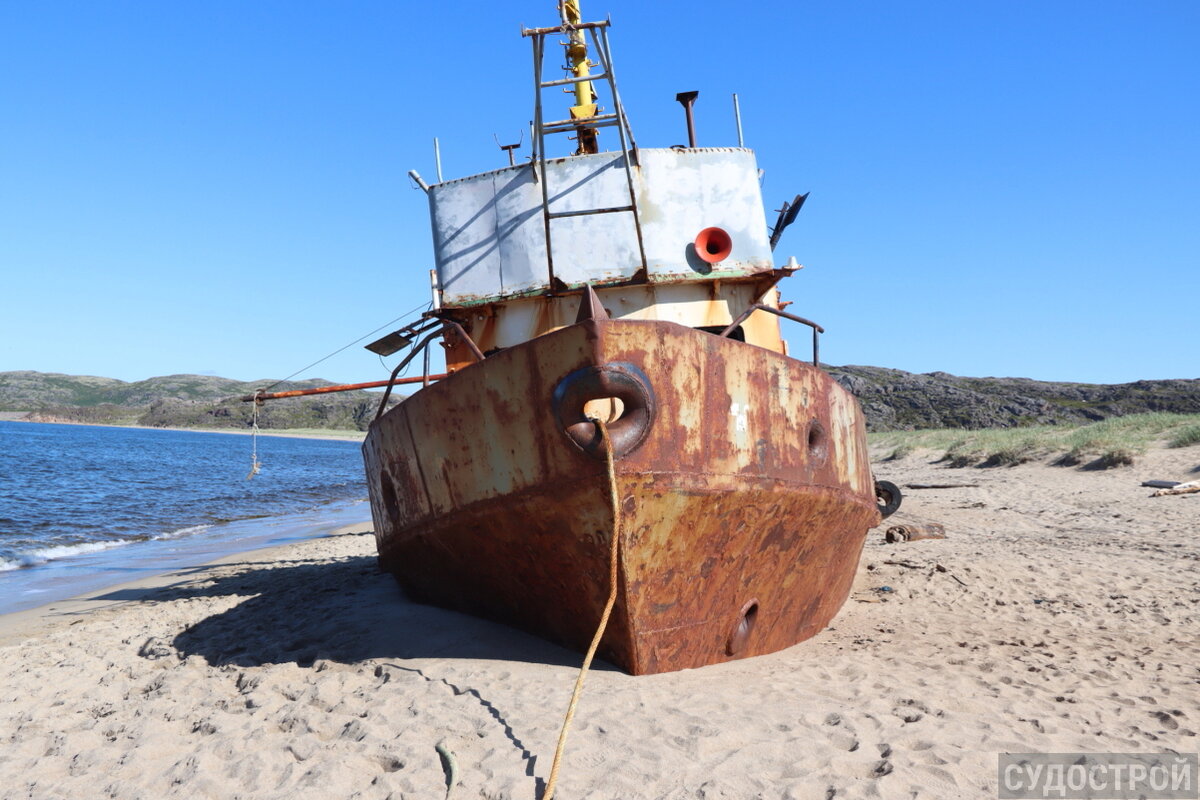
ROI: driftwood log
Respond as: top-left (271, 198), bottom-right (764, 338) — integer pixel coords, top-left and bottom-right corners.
top-left (885, 523), bottom-right (946, 543)
top-left (906, 483), bottom-right (979, 490)
top-left (1152, 481), bottom-right (1200, 497)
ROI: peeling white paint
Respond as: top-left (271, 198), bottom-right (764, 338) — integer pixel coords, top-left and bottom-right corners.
top-left (730, 402), bottom-right (749, 433)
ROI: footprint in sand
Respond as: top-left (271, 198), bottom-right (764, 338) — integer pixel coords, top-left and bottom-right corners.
top-left (1150, 710), bottom-right (1178, 731)
top-left (891, 698), bottom-right (929, 723)
top-left (826, 730), bottom-right (859, 752)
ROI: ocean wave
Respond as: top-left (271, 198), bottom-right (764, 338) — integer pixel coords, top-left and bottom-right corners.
top-left (152, 524), bottom-right (212, 541)
top-left (0, 539), bottom-right (131, 570)
top-left (0, 503), bottom-right (366, 573)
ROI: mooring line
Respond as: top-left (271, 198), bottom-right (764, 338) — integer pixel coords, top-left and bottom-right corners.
top-left (261, 300), bottom-right (431, 394)
top-left (246, 391), bottom-right (263, 479)
top-left (542, 419), bottom-right (621, 799)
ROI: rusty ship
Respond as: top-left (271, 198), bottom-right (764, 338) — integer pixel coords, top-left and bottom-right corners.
top-left (355, 3), bottom-right (899, 676)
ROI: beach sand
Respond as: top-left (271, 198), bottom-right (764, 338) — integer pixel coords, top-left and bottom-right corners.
top-left (1, 446), bottom-right (1196, 799)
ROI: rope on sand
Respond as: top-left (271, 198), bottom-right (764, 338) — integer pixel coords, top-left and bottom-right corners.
top-left (435, 740), bottom-right (458, 799)
top-left (542, 419), bottom-right (621, 800)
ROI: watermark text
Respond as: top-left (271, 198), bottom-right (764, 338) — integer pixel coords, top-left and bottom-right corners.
top-left (998, 753), bottom-right (1197, 799)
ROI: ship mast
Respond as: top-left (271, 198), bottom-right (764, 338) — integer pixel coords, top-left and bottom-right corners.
top-left (560, 0), bottom-right (599, 154)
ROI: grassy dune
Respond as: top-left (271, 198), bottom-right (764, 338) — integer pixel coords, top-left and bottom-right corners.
top-left (870, 412), bottom-right (1200, 469)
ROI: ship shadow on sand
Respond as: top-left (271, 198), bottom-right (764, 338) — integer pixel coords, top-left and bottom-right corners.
top-left (93, 533), bottom-right (613, 672)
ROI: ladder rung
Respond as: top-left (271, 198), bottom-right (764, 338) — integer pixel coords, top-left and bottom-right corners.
top-left (521, 20), bottom-right (610, 37)
top-left (543, 115), bottom-right (619, 135)
top-left (540, 72), bottom-right (610, 88)
top-left (547, 205), bottom-right (635, 220)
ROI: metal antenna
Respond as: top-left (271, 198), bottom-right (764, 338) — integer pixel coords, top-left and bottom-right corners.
top-left (732, 93), bottom-right (744, 147)
top-left (494, 132), bottom-right (525, 166)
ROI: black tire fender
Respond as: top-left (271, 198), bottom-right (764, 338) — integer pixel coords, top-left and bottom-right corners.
top-left (875, 479), bottom-right (902, 519)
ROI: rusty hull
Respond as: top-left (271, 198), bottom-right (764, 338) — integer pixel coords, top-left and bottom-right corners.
top-left (363, 319), bottom-right (880, 675)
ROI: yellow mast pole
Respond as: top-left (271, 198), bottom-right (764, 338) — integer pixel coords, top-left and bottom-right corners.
top-left (559, 0), bottom-right (598, 154)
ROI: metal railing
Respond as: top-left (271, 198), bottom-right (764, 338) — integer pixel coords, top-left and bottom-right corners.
top-left (719, 304), bottom-right (824, 367)
top-left (375, 319), bottom-right (484, 419)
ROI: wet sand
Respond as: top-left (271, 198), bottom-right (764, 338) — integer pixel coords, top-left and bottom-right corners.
top-left (1, 445), bottom-right (1196, 799)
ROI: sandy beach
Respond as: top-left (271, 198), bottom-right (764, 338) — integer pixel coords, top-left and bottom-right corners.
top-left (1, 445), bottom-right (1196, 799)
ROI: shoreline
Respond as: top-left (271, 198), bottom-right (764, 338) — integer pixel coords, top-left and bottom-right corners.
top-left (1, 415), bottom-right (366, 442)
top-left (0, 499), bottom-right (373, 618)
top-left (0, 519), bottom-right (376, 646)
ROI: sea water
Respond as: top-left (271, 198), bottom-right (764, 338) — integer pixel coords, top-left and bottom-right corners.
top-left (0, 420), bottom-right (372, 614)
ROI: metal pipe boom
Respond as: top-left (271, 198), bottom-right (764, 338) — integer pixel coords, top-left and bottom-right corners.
top-left (239, 374), bottom-right (448, 403)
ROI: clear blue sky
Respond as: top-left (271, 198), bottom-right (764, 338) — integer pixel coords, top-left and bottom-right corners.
top-left (2, 1), bottom-right (1196, 386)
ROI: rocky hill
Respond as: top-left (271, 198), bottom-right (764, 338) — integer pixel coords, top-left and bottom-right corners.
top-left (3, 368), bottom-right (1198, 433)
top-left (0, 371), bottom-right (400, 432)
top-left (827, 366), bottom-right (1200, 431)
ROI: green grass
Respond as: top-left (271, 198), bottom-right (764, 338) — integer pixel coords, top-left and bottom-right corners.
top-left (1168, 424), bottom-right (1200, 449)
top-left (870, 412), bottom-right (1200, 469)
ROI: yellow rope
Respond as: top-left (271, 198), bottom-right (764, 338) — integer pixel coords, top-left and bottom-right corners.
top-left (543, 419), bottom-right (621, 800)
